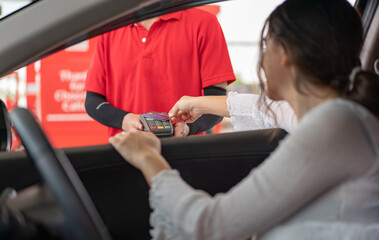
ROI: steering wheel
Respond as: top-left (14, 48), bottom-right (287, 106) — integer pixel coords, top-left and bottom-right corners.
top-left (10, 108), bottom-right (112, 240)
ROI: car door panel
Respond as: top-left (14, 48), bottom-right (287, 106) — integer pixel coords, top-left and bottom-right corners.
top-left (0, 129), bottom-right (287, 239)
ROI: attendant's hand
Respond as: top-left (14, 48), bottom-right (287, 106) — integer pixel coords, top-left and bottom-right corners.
top-left (109, 131), bottom-right (171, 186)
top-left (169, 96), bottom-right (202, 123)
top-left (122, 113), bottom-right (143, 132)
top-left (173, 121), bottom-right (190, 137)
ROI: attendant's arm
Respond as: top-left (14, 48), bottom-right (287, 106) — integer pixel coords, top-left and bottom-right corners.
top-left (85, 91), bottom-right (142, 131)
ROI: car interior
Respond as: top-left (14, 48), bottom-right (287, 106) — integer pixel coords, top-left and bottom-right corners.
top-left (0, 0), bottom-right (378, 239)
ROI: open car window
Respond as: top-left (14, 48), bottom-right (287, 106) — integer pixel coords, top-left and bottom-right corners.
top-left (0, 0), bottom-right (286, 149)
top-left (0, 0), bottom-right (362, 150)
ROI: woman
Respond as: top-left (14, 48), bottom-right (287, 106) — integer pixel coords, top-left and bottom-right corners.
top-left (109, 0), bottom-right (379, 239)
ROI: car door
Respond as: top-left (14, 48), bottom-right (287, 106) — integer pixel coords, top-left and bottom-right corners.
top-left (0, 127), bottom-right (287, 239)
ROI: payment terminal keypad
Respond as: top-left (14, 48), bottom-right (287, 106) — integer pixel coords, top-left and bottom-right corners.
top-left (140, 111), bottom-right (173, 138)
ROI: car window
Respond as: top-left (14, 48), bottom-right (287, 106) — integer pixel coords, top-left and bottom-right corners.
top-left (0, 0), bottom-right (357, 149)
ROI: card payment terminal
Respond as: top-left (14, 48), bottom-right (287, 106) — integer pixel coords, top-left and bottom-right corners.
top-left (140, 111), bottom-right (173, 138)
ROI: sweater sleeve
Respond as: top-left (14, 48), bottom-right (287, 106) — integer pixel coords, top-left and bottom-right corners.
top-left (227, 92), bottom-right (297, 133)
top-left (148, 100), bottom-right (374, 240)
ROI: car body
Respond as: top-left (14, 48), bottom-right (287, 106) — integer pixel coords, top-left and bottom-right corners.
top-left (0, 0), bottom-right (378, 239)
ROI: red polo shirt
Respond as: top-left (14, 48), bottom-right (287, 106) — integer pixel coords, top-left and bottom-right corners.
top-left (86, 8), bottom-right (235, 137)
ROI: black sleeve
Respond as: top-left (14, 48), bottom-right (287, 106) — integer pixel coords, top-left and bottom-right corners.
top-left (85, 91), bottom-right (129, 129)
top-left (187, 86), bottom-right (226, 135)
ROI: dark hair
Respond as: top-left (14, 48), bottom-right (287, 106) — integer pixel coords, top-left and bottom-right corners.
top-left (257, 0), bottom-right (379, 116)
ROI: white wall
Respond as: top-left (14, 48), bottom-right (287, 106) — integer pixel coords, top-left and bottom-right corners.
top-left (216, 0), bottom-right (356, 85)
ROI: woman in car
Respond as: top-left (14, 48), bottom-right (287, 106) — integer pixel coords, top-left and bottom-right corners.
top-left (109, 0), bottom-right (379, 239)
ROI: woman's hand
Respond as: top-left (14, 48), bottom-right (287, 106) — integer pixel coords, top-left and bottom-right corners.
top-left (109, 131), bottom-right (160, 169)
top-left (122, 113), bottom-right (143, 132)
top-left (109, 131), bottom-right (171, 186)
top-left (169, 96), bottom-right (203, 123)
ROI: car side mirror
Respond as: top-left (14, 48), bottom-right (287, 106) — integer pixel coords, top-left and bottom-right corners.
top-left (0, 99), bottom-right (11, 151)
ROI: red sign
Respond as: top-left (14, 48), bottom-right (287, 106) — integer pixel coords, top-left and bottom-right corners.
top-left (26, 38), bottom-right (108, 148)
